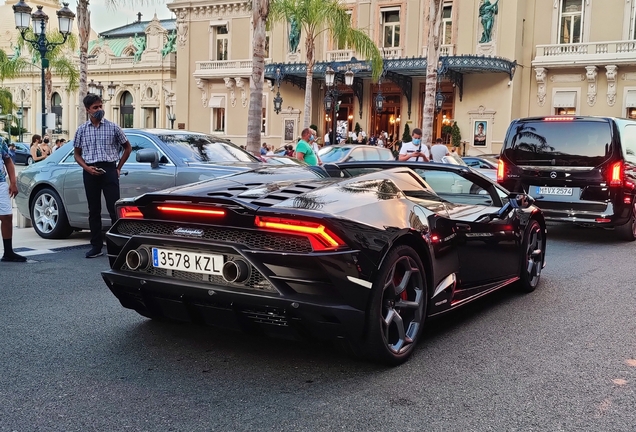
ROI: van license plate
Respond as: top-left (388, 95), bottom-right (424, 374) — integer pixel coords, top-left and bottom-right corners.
top-left (537, 187), bottom-right (573, 196)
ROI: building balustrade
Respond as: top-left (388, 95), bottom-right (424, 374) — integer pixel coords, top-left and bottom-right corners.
top-left (422, 44), bottom-right (455, 57)
top-left (534, 40), bottom-right (636, 66)
top-left (194, 59), bottom-right (258, 78)
top-left (327, 49), bottom-right (357, 62)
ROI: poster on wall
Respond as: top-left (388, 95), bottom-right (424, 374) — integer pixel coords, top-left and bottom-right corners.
top-left (284, 119), bottom-right (295, 142)
top-left (473, 120), bottom-right (488, 147)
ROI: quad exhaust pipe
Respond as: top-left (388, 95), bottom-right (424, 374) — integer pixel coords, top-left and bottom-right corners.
top-left (126, 248), bottom-right (150, 270)
top-left (222, 259), bottom-right (250, 283)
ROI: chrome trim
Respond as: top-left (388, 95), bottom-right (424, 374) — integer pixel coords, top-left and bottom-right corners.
top-left (347, 276), bottom-right (373, 289)
top-left (433, 273), bottom-right (456, 298)
top-left (518, 165), bottom-right (596, 172)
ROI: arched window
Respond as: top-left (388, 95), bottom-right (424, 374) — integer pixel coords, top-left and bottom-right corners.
top-left (51, 92), bottom-right (62, 132)
top-left (120, 91), bottom-right (134, 128)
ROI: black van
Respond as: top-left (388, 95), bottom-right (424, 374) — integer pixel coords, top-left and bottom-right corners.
top-left (498, 116), bottom-right (636, 240)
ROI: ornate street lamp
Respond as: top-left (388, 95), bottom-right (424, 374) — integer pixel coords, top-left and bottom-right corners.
top-left (435, 90), bottom-right (445, 113)
top-left (323, 65), bottom-right (353, 145)
top-left (374, 92), bottom-right (385, 113)
top-left (13, 1), bottom-right (75, 136)
top-left (273, 67), bottom-right (284, 114)
top-left (88, 79), bottom-right (97, 94)
top-left (16, 107), bottom-right (23, 142)
top-left (107, 81), bottom-right (117, 100)
top-left (167, 111), bottom-right (176, 129)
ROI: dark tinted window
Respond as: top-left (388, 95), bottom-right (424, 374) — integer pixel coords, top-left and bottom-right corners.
top-left (158, 134), bottom-right (258, 163)
top-left (622, 124), bottom-right (636, 165)
top-left (504, 120), bottom-right (613, 166)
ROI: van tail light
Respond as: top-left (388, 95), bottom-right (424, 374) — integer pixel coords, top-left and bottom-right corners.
top-left (497, 159), bottom-right (505, 183)
top-left (117, 206), bottom-right (143, 219)
top-left (608, 161), bottom-right (623, 187)
top-left (255, 216), bottom-right (346, 251)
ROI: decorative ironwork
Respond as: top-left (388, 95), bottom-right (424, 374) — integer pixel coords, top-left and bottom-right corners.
top-left (385, 71), bottom-right (412, 119)
top-left (353, 76), bottom-right (363, 119)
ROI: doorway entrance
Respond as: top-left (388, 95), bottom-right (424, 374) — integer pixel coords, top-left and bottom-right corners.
top-left (371, 83), bottom-right (401, 143)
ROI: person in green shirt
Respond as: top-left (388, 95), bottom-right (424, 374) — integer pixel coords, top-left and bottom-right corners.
top-left (295, 128), bottom-right (319, 166)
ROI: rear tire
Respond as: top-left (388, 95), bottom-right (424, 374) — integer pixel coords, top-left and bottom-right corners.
top-left (519, 219), bottom-right (545, 293)
top-left (362, 245), bottom-right (427, 365)
top-left (615, 203), bottom-right (636, 241)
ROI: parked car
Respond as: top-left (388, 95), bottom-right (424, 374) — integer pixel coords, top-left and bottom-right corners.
top-left (12, 142), bottom-right (33, 166)
top-left (102, 161), bottom-right (546, 365)
top-left (498, 116), bottom-right (636, 240)
top-left (15, 129), bottom-right (266, 239)
top-left (318, 144), bottom-right (395, 163)
top-left (438, 153), bottom-right (497, 182)
top-left (462, 155), bottom-right (499, 170)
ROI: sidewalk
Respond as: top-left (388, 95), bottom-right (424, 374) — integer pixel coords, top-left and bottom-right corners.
top-left (9, 199), bottom-right (92, 257)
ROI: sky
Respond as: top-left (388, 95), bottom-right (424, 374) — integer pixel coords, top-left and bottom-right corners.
top-left (0, 1), bottom-right (174, 34)
top-left (89, 1), bottom-right (174, 33)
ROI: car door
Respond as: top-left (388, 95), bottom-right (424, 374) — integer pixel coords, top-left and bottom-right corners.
top-left (119, 134), bottom-right (177, 201)
top-left (415, 168), bottom-right (522, 289)
top-left (63, 134), bottom-right (177, 228)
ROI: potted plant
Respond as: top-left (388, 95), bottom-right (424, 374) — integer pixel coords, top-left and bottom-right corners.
top-left (451, 122), bottom-right (462, 152)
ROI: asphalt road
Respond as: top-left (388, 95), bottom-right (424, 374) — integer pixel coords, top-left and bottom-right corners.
top-left (1, 225), bottom-right (635, 431)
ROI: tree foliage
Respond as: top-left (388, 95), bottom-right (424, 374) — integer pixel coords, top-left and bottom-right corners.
top-left (269, 0), bottom-right (384, 128)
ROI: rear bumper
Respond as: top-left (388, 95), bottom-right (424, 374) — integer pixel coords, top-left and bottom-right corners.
top-left (537, 200), bottom-right (631, 226)
top-left (102, 270), bottom-right (366, 341)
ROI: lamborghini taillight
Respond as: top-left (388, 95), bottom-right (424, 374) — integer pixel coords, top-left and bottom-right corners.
top-left (117, 206), bottom-right (143, 219)
top-left (156, 205), bottom-right (226, 217)
top-left (254, 216), bottom-right (346, 251)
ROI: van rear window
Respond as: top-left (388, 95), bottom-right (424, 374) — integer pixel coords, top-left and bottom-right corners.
top-left (504, 120), bottom-right (612, 166)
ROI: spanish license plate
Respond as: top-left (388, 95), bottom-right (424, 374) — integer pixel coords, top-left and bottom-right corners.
top-left (152, 248), bottom-right (224, 275)
top-left (537, 186), bottom-right (573, 196)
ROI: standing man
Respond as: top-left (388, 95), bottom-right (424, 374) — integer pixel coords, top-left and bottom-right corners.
top-left (0, 138), bottom-right (26, 262)
top-left (431, 137), bottom-right (450, 162)
top-left (295, 128), bottom-right (319, 166)
top-left (74, 93), bottom-right (132, 258)
top-left (324, 129), bottom-right (331, 146)
top-left (399, 128), bottom-right (430, 162)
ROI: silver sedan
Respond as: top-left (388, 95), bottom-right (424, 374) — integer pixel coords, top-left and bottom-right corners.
top-left (16, 129), bottom-right (267, 239)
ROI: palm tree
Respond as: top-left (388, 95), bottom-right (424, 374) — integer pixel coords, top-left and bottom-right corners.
top-left (76, 0), bottom-right (90, 104)
top-left (0, 48), bottom-right (30, 134)
top-left (17, 30), bottom-right (79, 114)
top-left (246, 0), bottom-right (270, 155)
top-left (269, 0), bottom-right (384, 129)
top-left (421, 0), bottom-right (444, 148)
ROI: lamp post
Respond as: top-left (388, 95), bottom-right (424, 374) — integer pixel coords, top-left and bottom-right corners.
top-left (13, 0), bottom-right (75, 137)
top-left (16, 106), bottom-right (23, 143)
top-left (167, 111), bottom-right (176, 129)
top-left (324, 65), bottom-right (355, 146)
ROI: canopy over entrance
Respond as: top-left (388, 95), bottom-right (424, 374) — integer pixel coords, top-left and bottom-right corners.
top-left (264, 55), bottom-right (517, 120)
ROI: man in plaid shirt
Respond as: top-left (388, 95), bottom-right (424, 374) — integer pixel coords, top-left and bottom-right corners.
top-left (74, 93), bottom-right (132, 258)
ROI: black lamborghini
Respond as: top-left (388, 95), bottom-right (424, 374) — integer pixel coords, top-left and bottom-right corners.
top-left (102, 162), bottom-right (547, 365)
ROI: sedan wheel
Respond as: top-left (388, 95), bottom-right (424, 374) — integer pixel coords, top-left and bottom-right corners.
top-left (519, 219), bottom-right (544, 293)
top-left (26, 156), bottom-right (33, 166)
top-left (365, 245), bottom-right (427, 365)
top-left (30, 188), bottom-right (73, 239)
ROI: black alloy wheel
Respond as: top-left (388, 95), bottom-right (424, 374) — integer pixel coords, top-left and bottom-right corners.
top-left (519, 219), bottom-right (544, 293)
top-left (365, 245), bottom-right (427, 365)
top-left (615, 202), bottom-right (636, 241)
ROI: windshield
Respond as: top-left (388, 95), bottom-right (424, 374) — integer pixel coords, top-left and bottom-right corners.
top-left (440, 153), bottom-right (467, 166)
top-left (318, 146), bottom-right (352, 163)
top-left (504, 120), bottom-right (612, 166)
top-left (157, 134), bottom-right (259, 163)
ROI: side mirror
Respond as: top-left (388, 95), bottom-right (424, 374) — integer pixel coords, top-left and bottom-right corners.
top-left (136, 149), bottom-right (160, 169)
top-left (510, 193), bottom-right (535, 209)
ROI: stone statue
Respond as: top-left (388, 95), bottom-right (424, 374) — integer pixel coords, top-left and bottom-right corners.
top-left (10, 43), bottom-right (21, 61)
top-left (288, 17), bottom-right (300, 53)
top-left (161, 31), bottom-right (177, 58)
top-left (479, 0), bottom-right (499, 44)
top-left (133, 33), bottom-right (146, 62)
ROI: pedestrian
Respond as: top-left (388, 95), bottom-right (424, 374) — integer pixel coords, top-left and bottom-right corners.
top-left (368, 134), bottom-right (377, 146)
top-left (324, 129), bottom-right (331, 146)
top-left (0, 138), bottom-right (26, 262)
top-left (284, 145), bottom-right (295, 157)
top-left (260, 143), bottom-right (268, 156)
top-left (73, 93), bottom-right (132, 258)
top-left (51, 138), bottom-right (65, 153)
top-left (41, 136), bottom-right (52, 156)
top-left (431, 137), bottom-right (450, 162)
top-left (8, 143), bottom-right (16, 163)
top-left (398, 127), bottom-right (430, 162)
top-left (30, 134), bottom-right (47, 163)
top-left (295, 128), bottom-right (319, 166)
top-left (266, 145), bottom-right (274, 156)
top-left (309, 128), bottom-right (323, 165)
